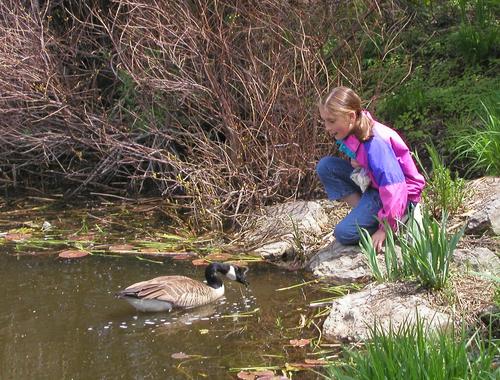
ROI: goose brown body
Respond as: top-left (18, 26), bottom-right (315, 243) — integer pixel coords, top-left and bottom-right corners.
top-left (120, 275), bottom-right (224, 309)
top-left (116, 262), bottom-right (249, 312)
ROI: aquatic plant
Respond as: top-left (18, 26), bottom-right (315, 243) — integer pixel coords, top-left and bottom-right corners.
top-left (328, 318), bottom-right (500, 380)
top-left (360, 206), bottom-right (463, 290)
top-left (358, 220), bottom-right (406, 283)
top-left (399, 210), bottom-right (464, 290)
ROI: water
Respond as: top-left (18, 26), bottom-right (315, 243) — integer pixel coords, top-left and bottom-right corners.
top-left (0, 253), bottom-right (328, 379)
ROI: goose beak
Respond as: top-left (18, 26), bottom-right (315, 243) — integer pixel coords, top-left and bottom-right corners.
top-left (235, 266), bottom-right (249, 287)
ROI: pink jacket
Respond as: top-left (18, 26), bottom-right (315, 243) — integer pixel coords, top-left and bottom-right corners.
top-left (341, 112), bottom-right (425, 230)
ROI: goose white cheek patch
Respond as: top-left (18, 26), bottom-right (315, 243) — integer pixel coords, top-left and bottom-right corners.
top-left (226, 266), bottom-right (237, 281)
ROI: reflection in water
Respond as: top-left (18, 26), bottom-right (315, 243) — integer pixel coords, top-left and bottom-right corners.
top-left (0, 254), bottom-right (321, 379)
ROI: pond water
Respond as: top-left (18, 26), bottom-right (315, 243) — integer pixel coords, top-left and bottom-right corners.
top-left (0, 199), bottom-right (335, 379)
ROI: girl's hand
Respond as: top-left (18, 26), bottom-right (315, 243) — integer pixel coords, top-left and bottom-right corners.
top-left (371, 229), bottom-right (386, 253)
top-left (350, 159), bottom-right (361, 168)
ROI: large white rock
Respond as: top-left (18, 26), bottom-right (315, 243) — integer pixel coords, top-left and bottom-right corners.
top-left (323, 282), bottom-right (451, 342)
top-left (466, 177), bottom-right (500, 235)
top-left (306, 241), bottom-right (373, 284)
top-left (244, 200), bottom-right (334, 259)
top-left (453, 247), bottom-right (500, 276)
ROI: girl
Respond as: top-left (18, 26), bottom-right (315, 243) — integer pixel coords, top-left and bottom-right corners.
top-left (316, 87), bottom-right (425, 252)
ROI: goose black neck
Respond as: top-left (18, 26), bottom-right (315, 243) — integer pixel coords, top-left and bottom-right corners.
top-left (205, 262), bottom-right (229, 289)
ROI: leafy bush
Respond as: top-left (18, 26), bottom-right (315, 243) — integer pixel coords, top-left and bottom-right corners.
top-left (328, 318), bottom-right (500, 380)
top-left (416, 144), bottom-right (468, 217)
top-left (450, 102), bottom-right (500, 176)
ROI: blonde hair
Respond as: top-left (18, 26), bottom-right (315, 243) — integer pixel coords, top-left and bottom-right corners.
top-left (320, 87), bottom-right (373, 142)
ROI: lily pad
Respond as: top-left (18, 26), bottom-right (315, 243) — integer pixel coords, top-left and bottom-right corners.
top-left (58, 250), bottom-right (89, 259)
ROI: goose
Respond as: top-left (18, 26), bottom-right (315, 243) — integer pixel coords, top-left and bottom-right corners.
top-left (116, 262), bottom-right (249, 312)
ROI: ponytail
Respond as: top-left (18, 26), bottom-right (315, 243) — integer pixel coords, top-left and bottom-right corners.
top-left (321, 87), bottom-right (373, 141)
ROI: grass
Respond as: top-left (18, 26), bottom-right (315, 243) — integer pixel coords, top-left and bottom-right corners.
top-left (399, 211), bottom-right (464, 290)
top-left (415, 143), bottom-right (468, 218)
top-left (358, 221), bottom-right (404, 283)
top-left (327, 318), bottom-right (500, 380)
top-left (451, 102), bottom-right (500, 177)
top-left (359, 206), bottom-right (464, 290)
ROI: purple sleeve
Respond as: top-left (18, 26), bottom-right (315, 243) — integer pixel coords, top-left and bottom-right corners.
top-left (366, 137), bottom-right (408, 230)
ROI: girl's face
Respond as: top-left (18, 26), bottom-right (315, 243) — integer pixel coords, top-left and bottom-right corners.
top-left (319, 108), bottom-right (354, 141)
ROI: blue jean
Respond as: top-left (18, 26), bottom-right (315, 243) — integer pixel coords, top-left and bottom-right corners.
top-left (316, 156), bottom-right (382, 245)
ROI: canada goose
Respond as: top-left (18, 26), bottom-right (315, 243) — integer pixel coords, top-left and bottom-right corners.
top-left (116, 262), bottom-right (249, 312)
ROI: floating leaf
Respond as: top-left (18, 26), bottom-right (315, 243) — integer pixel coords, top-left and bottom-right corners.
top-left (204, 252), bottom-right (232, 261)
top-left (139, 248), bottom-right (160, 253)
top-left (171, 352), bottom-right (192, 360)
top-left (304, 359), bottom-right (328, 366)
top-left (3, 233), bottom-right (31, 241)
top-left (108, 244), bottom-right (136, 252)
top-left (287, 361), bottom-right (326, 369)
top-left (289, 338), bottom-right (310, 347)
top-left (58, 250), bottom-right (89, 259)
top-left (173, 254), bottom-right (194, 260)
top-left (236, 370), bottom-right (275, 380)
top-left (198, 329), bottom-right (209, 335)
top-left (191, 258), bottom-right (208, 266)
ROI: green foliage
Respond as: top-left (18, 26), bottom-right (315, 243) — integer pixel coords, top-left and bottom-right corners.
top-left (400, 210), bottom-right (464, 290)
top-left (450, 102), bottom-right (500, 176)
top-left (328, 318), bottom-right (500, 380)
top-left (452, 0), bottom-right (499, 64)
top-left (114, 69), bottom-right (168, 133)
top-left (494, 284), bottom-right (500, 307)
top-left (359, 206), bottom-right (463, 290)
top-left (359, 227), bottom-right (383, 282)
top-left (358, 221), bottom-right (406, 283)
top-left (415, 144), bottom-right (468, 217)
top-left (376, 65), bottom-right (499, 144)
top-left (372, 0), bottom-right (498, 172)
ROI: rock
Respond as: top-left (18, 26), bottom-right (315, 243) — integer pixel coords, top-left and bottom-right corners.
top-left (306, 241), bottom-right (373, 284)
top-left (453, 247), bottom-right (500, 276)
top-left (322, 282), bottom-right (451, 342)
top-left (245, 200), bottom-right (334, 260)
top-left (253, 239), bottom-right (295, 260)
top-left (262, 200), bottom-right (330, 235)
top-left (466, 177), bottom-right (500, 235)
